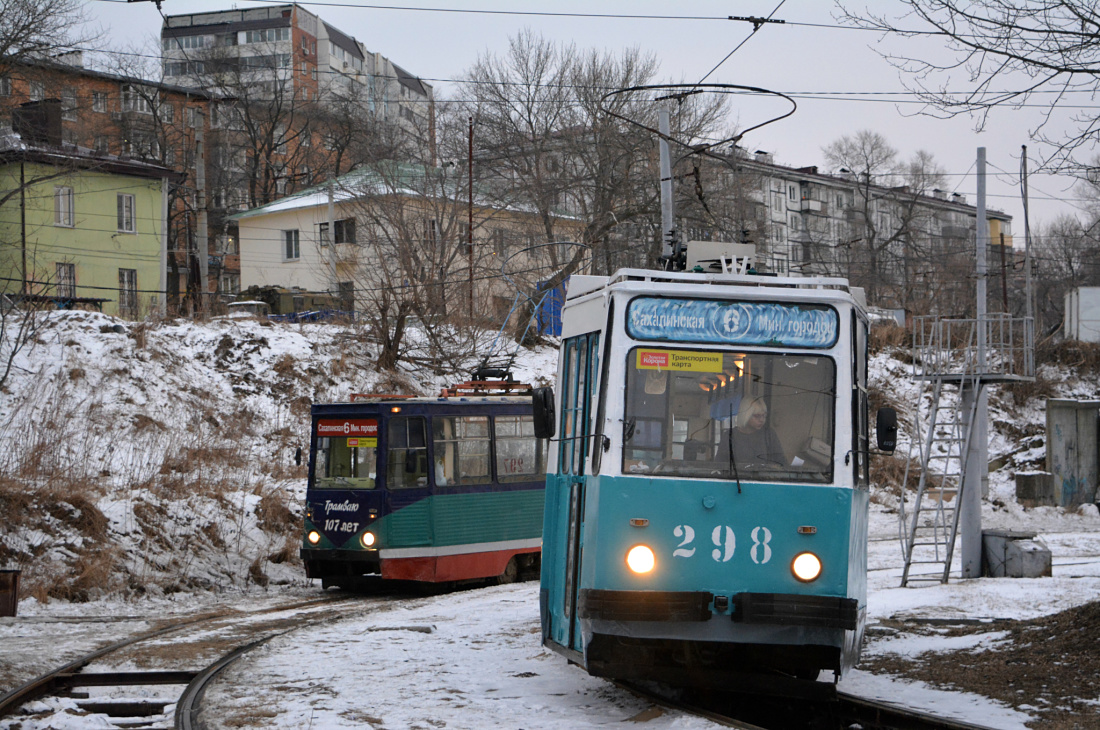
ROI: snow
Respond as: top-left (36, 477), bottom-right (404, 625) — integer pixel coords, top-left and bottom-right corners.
top-left (1, 312), bottom-right (1099, 729)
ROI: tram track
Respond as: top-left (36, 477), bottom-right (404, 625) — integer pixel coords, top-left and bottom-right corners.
top-left (619, 679), bottom-right (1002, 730)
top-left (0, 594), bottom-right (370, 729)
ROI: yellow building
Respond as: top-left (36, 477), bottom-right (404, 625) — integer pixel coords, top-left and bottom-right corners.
top-left (0, 129), bottom-right (175, 318)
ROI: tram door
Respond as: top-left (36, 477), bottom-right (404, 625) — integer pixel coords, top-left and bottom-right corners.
top-left (560, 332), bottom-right (599, 652)
top-left (385, 416), bottom-right (433, 546)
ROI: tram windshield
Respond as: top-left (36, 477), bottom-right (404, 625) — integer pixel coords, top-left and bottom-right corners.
top-left (315, 436), bottom-right (378, 489)
top-left (622, 348), bottom-right (836, 483)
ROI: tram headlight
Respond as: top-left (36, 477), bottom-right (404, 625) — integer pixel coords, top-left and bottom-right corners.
top-left (791, 552), bottom-right (822, 582)
top-left (626, 545), bottom-right (656, 574)
top-left (307, 530), bottom-right (321, 545)
top-left (360, 531), bottom-right (376, 548)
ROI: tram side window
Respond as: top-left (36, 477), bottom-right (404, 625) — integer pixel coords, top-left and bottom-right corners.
top-left (387, 417), bottom-right (428, 488)
top-left (559, 332), bottom-right (599, 476)
top-left (494, 415), bottom-right (545, 482)
top-left (315, 437), bottom-right (377, 488)
top-left (432, 416), bottom-right (490, 486)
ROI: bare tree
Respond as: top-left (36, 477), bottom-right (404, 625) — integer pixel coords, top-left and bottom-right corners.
top-left (822, 130), bottom-right (949, 309)
top-left (838, 1), bottom-right (1100, 176)
top-left (0, 0), bottom-right (91, 74)
top-left (342, 152), bottom-right (486, 371)
top-left (462, 30), bottom-right (730, 337)
top-left (1031, 213), bottom-right (1100, 336)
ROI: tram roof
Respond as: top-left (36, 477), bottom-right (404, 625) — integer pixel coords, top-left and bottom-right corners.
top-left (314, 395), bottom-right (533, 409)
top-left (567, 268), bottom-right (857, 300)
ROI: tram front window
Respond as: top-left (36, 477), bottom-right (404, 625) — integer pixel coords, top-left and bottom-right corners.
top-left (622, 348), bottom-right (836, 483)
top-left (315, 436), bottom-right (378, 489)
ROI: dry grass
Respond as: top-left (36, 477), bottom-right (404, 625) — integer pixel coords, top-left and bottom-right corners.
top-left (869, 323), bottom-right (908, 351)
top-left (870, 453), bottom-right (923, 501)
top-left (255, 486), bottom-right (296, 533)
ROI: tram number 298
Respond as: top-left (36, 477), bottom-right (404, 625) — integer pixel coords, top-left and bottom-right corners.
top-left (672, 524), bottom-right (773, 564)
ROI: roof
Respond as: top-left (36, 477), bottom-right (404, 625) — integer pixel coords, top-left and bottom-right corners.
top-left (392, 63), bottom-right (428, 97)
top-left (323, 21), bottom-right (364, 60)
top-left (15, 59), bottom-right (213, 100)
top-left (230, 162), bottom-right (575, 221)
top-left (0, 131), bottom-right (183, 182)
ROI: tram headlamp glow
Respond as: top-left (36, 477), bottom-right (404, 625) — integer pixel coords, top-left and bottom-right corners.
top-left (791, 552), bottom-right (822, 582)
top-left (360, 531), bottom-right (376, 548)
top-left (307, 530), bottom-right (321, 545)
top-left (626, 545), bottom-right (656, 574)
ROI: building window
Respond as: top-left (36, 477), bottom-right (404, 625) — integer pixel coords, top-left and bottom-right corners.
top-left (283, 229), bottom-right (300, 260)
top-left (93, 136), bottom-right (108, 153)
top-left (159, 103), bottom-right (174, 123)
top-left (61, 88), bottom-right (77, 121)
top-left (119, 269), bottom-right (137, 318)
top-left (121, 84), bottom-right (152, 114)
top-left (54, 186), bottom-right (74, 227)
top-left (0, 76), bottom-right (10, 96)
top-left (117, 193), bottom-right (136, 232)
top-left (167, 34), bottom-right (208, 50)
top-left (29, 81), bottom-right (44, 101)
top-left (219, 272), bottom-right (240, 295)
top-left (56, 263), bottom-right (75, 298)
top-left (92, 91), bottom-right (107, 112)
top-left (334, 218), bottom-right (355, 244)
top-left (245, 28), bottom-right (289, 43)
top-left (788, 185), bottom-right (796, 201)
top-left (186, 107), bottom-right (198, 127)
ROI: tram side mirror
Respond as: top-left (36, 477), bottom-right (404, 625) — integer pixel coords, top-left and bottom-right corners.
top-left (532, 387), bottom-right (556, 439)
top-left (294, 446), bottom-right (303, 466)
top-left (876, 407), bottom-right (898, 453)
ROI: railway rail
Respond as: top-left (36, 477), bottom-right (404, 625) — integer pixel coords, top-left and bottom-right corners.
top-left (621, 680), bottom-right (1002, 730)
top-left (0, 595), bottom-right (366, 729)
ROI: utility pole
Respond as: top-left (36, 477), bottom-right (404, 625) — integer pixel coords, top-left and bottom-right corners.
top-left (327, 179), bottom-right (337, 293)
top-left (195, 112), bottom-right (209, 315)
top-left (961, 147), bottom-right (989, 579)
top-left (658, 101), bottom-right (678, 268)
top-left (1021, 145), bottom-right (1034, 345)
top-left (20, 163), bottom-right (26, 295)
top-left (468, 116), bottom-right (474, 320)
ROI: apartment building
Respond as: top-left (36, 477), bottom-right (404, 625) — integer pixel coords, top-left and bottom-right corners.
top-left (0, 59), bottom-right (222, 311)
top-left (0, 101), bottom-right (178, 319)
top-left (161, 5), bottom-right (434, 138)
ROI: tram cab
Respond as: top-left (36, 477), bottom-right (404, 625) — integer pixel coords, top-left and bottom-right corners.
top-left (537, 266), bottom-right (896, 688)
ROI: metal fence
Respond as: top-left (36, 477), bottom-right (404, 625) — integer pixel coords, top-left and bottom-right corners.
top-left (912, 314), bottom-right (1035, 379)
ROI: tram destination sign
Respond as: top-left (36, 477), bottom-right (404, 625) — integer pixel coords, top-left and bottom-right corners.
top-left (316, 418), bottom-right (379, 447)
top-left (627, 297), bottom-right (839, 348)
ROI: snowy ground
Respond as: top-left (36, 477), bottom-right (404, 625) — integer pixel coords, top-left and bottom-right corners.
top-left (3, 499), bottom-right (1098, 730)
top-left (2, 312), bottom-right (1099, 728)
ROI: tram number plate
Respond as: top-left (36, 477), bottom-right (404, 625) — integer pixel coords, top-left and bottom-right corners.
top-left (672, 524), bottom-right (773, 564)
top-left (325, 519), bottom-right (361, 533)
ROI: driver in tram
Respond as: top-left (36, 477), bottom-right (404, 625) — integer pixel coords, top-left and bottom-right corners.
top-left (725, 396), bottom-right (786, 467)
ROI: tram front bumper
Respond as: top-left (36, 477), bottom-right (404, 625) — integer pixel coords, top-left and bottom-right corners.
top-left (578, 589), bottom-right (857, 630)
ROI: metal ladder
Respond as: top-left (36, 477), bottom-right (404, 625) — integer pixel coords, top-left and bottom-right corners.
top-left (899, 372), bottom-right (983, 585)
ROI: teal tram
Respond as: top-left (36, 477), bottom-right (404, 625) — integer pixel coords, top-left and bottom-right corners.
top-left (302, 382), bottom-right (546, 587)
top-left (533, 268), bottom-right (896, 691)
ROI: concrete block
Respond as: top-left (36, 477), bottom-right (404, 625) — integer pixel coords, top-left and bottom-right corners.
top-left (1015, 471), bottom-right (1055, 507)
top-left (982, 529), bottom-right (1051, 578)
top-left (1006, 539), bottom-right (1052, 578)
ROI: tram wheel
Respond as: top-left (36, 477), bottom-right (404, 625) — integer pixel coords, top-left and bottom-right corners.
top-left (497, 558), bottom-right (519, 585)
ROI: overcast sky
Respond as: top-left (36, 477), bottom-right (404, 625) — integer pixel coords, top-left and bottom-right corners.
top-left (84, 0), bottom-right (1095, 240)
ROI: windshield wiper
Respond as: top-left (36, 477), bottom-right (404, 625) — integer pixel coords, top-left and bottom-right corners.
top-left (727, 406), bottom-right (742, 495)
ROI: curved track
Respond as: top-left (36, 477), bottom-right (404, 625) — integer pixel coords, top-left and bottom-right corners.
top-left (621, 680), bottom-right (1002, 730)
top-left (0, 595), bottom-right (365, 729)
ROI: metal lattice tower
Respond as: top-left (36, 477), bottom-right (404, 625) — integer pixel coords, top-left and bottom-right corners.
top-left (899, 314), bottom-right (1034, 586)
